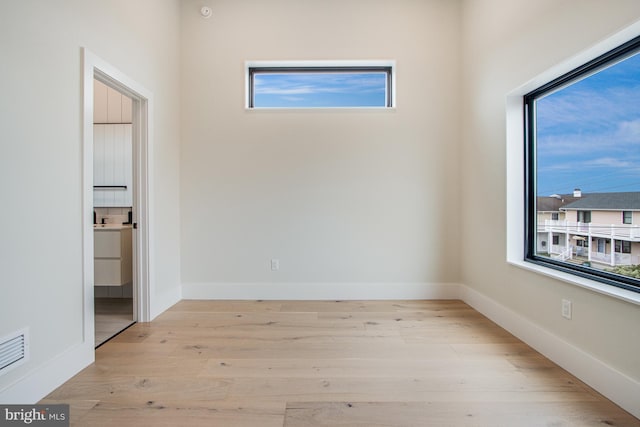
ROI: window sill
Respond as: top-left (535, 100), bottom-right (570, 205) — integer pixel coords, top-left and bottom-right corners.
top-left (508, 258), bottom-right (640, 306)
top-left (244, 106), bottom-right (397, 112)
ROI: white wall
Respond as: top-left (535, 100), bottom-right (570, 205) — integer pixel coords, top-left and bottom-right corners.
top-left (460, 0), bottom-right (640, 396)
top-left (180, 0), bottom-right (462, 297)
top-left (0, 0), bottom-right (181, 401)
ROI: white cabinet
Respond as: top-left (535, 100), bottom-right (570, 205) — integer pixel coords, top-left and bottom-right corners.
top-left (94, 228), bottom-right (132, 286)
top-left (94, 79), bottom-right (133, 207)
top-left (93, 124), bottom-right (132, 207)
top-left (94, 79), bottom-right (132, 124)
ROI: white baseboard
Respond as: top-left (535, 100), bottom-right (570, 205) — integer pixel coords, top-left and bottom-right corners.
top-left (0, 342), bottom-right (93, 404)
top-left (458, 284), bottom-right (640, 420)
top-left (181, 282), bottom-right (461, 300)
top-left (150, 286), bottom-right (182, 320)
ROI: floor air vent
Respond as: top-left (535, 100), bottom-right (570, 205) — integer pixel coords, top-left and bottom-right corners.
top-left (0, 328), bottom-right (29, 376)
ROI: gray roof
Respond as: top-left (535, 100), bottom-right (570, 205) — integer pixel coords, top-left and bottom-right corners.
top-left (561, 192), bottom-right (640, 210)
top-left (537, 195), bottom-right (581, 211)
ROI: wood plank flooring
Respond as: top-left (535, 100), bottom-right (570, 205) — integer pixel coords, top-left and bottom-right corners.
top-left (42, 300), bottom-right (639, 426)
top-left (94, 297), bottom-right (134, 347)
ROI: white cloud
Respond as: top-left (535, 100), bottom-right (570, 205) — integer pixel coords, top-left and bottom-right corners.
top-left (582, 157), bottom-right (636, 168)
top-left (255, 85), bottom-right (316, 95)
top-left (616, 119), bottom-right (640, 142)
top-left (537, 85), bottom-right (640, 135)
top-left (253, 73), bottom-right (386, 96)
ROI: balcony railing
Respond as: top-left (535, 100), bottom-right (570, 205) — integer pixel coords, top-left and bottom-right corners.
top-left (589, 251), bottom-right (640, 266)
top-left (551, 246), bottom-right (572, 261)
top-left (539, 220), bottom-right (640, 240)
top-left (544, 239), bottom-right (640, 266)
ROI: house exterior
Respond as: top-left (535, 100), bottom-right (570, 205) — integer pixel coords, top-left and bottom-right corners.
top-left (538, 191), bottom-right (640, 267)
top-left (535, 190), bottom-right (581, 254)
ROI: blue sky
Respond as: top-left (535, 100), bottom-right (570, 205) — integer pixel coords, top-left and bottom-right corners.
top-left (253, 72), bottom-right (387, 108)
top-left (535, 51), bottom-right (640, 196)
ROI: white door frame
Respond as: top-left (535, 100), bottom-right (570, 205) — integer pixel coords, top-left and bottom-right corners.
top-left (82, 48), bottom-right (154, 348)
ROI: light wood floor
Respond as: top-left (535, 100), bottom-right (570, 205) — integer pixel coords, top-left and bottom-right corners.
top-left (94, 298), bottom-right (134, 347)
top-left (42, 300), bottom-right (639, 426)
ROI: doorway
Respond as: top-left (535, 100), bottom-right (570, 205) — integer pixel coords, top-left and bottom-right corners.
top-left (93, 79), bottom-right (135, 346)
top-left (82, 48), bottom-right (153, 351)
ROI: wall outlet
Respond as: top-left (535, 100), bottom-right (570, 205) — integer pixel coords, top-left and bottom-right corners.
top-left (271, 259), bottom-right (280, 271)
top-left (562, 299), bottom-right (572, 319)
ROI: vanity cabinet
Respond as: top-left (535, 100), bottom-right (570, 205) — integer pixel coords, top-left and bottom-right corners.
top-left (94, 227), bottom-right (132, 286)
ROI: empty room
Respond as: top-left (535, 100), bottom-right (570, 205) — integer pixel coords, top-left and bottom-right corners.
top-left (1, 0), bottom-right (639, 425)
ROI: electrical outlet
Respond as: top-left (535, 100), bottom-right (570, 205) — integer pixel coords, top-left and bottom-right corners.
top-left (271, 259), bottom-right (280, 271)
top-left (562, 299), bottom-right (572, 319)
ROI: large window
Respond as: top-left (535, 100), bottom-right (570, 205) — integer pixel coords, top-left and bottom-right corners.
top-left (525, 36), bottom-right (640, 293)
top-left (247, 62), bottom-right (394, 109)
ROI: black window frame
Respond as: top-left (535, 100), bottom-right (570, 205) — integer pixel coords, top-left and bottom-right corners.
top-left (524, 35), bottom-right (640, 294)
top-left (623, 211), bottom-right (632, 225)
top-left (247, 65), bottom-right (393, 109)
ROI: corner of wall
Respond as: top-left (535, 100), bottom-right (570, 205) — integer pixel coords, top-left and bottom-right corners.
top-left (150, 286), bottom-right (183, 320)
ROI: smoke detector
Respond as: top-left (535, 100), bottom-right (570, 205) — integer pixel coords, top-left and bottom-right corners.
top-left (200, 6), bottom-right (212, 18)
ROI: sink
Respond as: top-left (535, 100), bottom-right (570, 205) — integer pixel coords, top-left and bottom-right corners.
top-left (94, 223), bottom-right (125, 228)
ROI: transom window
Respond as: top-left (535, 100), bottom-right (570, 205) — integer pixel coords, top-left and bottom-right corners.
top-left (246, 62), bottom-right (394, 109)
top-left (525, 36), bottom-right (640, 293)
